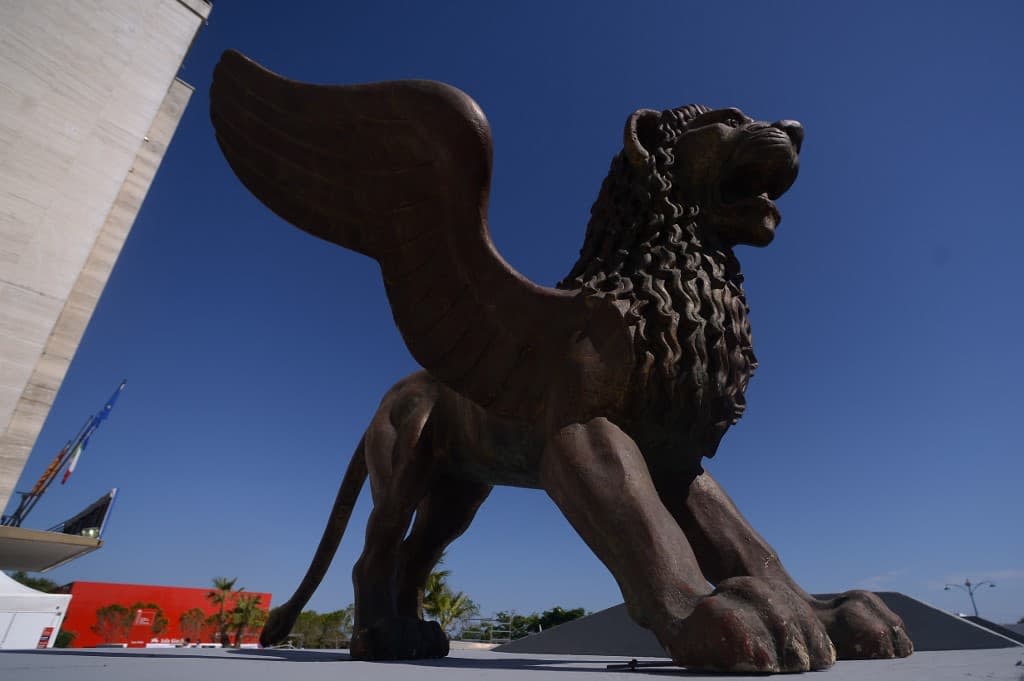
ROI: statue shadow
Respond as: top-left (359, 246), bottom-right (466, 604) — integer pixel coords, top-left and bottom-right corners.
top-left (18, 649), bottom-right (744, 675)
top-left (386, 655), bottom-right (720, 676)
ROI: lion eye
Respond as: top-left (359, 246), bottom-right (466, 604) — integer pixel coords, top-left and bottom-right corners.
top-left (725, 117), bottom-right (742, 128)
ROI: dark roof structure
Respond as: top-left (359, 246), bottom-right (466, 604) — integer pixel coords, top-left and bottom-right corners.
top-left (962, 616), bottom-right (1024, 645)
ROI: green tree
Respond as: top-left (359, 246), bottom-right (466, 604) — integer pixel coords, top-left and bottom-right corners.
top-left (493, 611), bottom-right (536, 639)
top-left (204, 613), bottom-right (222, 640)
top-left (537, 606), bottom-right (586, 631)
top-left (289, 606), bottom-right (354, 648)
top-left (54, 629), bottom-right (76, 648)
top-left (91, 604), bottom-right (132, 643)
top-left (8, 571), bottom-right (60, 592)
top-left (290, 610), bottom-right (320, 648)
top-left (423, 568), bottom-right (478, 635)
top-left (179, 607), bottom-right (206, 642)
top-left (206, 576), bottom-right (238, 646)
top-left (458, 619), bottom-right (494, 641)
top-left (320, 605), bottom-right (354, 648)
top-left (230, 593), bottom-right (268, 647)
top-left (490, 606), bottom-right (587, 639)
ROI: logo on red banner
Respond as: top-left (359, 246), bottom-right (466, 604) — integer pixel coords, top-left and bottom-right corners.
top-left (128, 608), bottom-right (159, 647)
top-left (134, 609), bottom-right (155, 626)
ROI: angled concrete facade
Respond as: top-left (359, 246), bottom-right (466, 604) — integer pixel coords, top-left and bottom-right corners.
top-left (0, 0), bottom-right (211, 511)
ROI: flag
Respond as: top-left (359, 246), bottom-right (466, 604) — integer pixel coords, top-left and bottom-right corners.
top-left (95, 380), bottom-right (126, 422)
top-left (29, 442), bottom-right (70, 495)
top-left (60, 435), bottom-right (90, 485)
top-left (59, 380), bottom-right (125, 485)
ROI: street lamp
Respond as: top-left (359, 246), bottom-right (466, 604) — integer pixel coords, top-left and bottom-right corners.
top-left (944, 578), bottom-right (996, 617)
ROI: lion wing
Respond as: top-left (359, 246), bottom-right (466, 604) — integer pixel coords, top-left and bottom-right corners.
top-left (210, 50), bottom-right (630, 420)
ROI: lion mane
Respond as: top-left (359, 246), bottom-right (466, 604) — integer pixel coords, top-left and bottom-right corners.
top-left (558, 105), bottom-right (757, 452)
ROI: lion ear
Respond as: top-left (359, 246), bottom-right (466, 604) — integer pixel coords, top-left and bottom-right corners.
top-left (624, 109), bottom-right (661, 167)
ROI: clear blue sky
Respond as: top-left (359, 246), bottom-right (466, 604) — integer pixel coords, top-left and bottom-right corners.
top-left (8, 1), bottom-right (1023, 625)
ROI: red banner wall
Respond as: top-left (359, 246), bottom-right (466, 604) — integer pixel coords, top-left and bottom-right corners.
top-left (56, 581), bottom-right (272, 648)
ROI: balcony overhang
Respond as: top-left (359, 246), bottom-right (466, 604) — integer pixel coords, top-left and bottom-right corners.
top-left (0, 525), bottom-right (101, 572)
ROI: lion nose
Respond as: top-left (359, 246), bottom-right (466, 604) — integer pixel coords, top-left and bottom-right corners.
top-left (773, 120), bottom-right (803, 153)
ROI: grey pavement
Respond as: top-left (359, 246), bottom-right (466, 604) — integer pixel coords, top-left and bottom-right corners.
top-left (1, 647), bottom-right (1022, 681)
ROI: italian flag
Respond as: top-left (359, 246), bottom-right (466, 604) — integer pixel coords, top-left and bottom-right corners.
top-left (60, 439), bottom-right (88, 485)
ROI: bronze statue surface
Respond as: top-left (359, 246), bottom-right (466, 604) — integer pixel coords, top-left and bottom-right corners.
top-left (210, 49), bottom-right (912, 673)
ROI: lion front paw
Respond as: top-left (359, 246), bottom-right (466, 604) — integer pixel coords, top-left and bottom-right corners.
top-left (812, 590), bottom-right (913, 659)
top-left (350, 616), bottom-right (449, 660)
top-left (665, 577), bottom-right (836, 673)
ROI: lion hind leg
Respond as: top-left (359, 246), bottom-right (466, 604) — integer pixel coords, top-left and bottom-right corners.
top-left (350, 381), bottom-right (449, 660)
top-left (395, 476), bottom-right (491, 620)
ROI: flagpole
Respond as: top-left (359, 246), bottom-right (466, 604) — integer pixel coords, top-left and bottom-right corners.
top-left (29, 416), bottom-right (92, 496)
top-left (0, 380), bottom-right (126, 528)
top-left (61, 417), bottom-right (96, 485)
top-left (2, 415), bottom-right (94, 526)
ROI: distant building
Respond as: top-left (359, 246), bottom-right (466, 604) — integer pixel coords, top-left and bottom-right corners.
top-left (0, 1), bottom-right (211, 568)
top-left (57, 581), bottom-right (272, 648)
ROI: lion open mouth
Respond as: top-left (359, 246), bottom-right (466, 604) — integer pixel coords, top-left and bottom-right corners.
top-left (715, 129), bottom-right (800, 246)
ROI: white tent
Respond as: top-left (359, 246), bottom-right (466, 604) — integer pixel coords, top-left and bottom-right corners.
top-left (0, 572), bottom-right (71, 649)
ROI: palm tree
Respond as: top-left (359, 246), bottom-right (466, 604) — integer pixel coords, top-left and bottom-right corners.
top-left (422, 568), bottom-right (478, 636)
top-left (206, 576), bottom-right (237, 646)
top-left (423, 568), bottom-right (451, 606)
top-left (230, 594), bottom-right (267, 647)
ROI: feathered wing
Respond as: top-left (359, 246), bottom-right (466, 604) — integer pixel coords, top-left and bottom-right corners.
top-left (210, 50), bottom-right (631, 421)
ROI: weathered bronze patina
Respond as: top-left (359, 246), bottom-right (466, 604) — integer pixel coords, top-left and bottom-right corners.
top-left (210, 50), bottom-right (912, 673)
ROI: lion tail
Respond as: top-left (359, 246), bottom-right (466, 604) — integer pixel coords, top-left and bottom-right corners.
top-left (259, 436), bottom-right (368, 647)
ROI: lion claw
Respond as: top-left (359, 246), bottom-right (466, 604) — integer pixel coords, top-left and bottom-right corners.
top-left (665, 577), bottom-right (836, 673)
top-left (813, 590), bottom-right (914, 659)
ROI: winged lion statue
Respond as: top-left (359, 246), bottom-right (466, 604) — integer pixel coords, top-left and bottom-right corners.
top-left (210, 50), bottom-right (912, 672)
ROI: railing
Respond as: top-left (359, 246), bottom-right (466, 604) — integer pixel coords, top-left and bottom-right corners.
top-left (456, 615), bottom-right (521, 644)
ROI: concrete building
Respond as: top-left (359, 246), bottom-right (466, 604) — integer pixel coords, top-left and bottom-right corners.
top-left (0, 0), bottom-right (211, 568)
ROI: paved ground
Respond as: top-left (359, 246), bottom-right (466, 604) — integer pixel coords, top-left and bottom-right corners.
top-left (1, 647), bottom-right (1022, 681)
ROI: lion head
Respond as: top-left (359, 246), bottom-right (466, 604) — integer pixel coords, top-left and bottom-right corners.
top-left (559, 105), bottom-right (802, 454)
